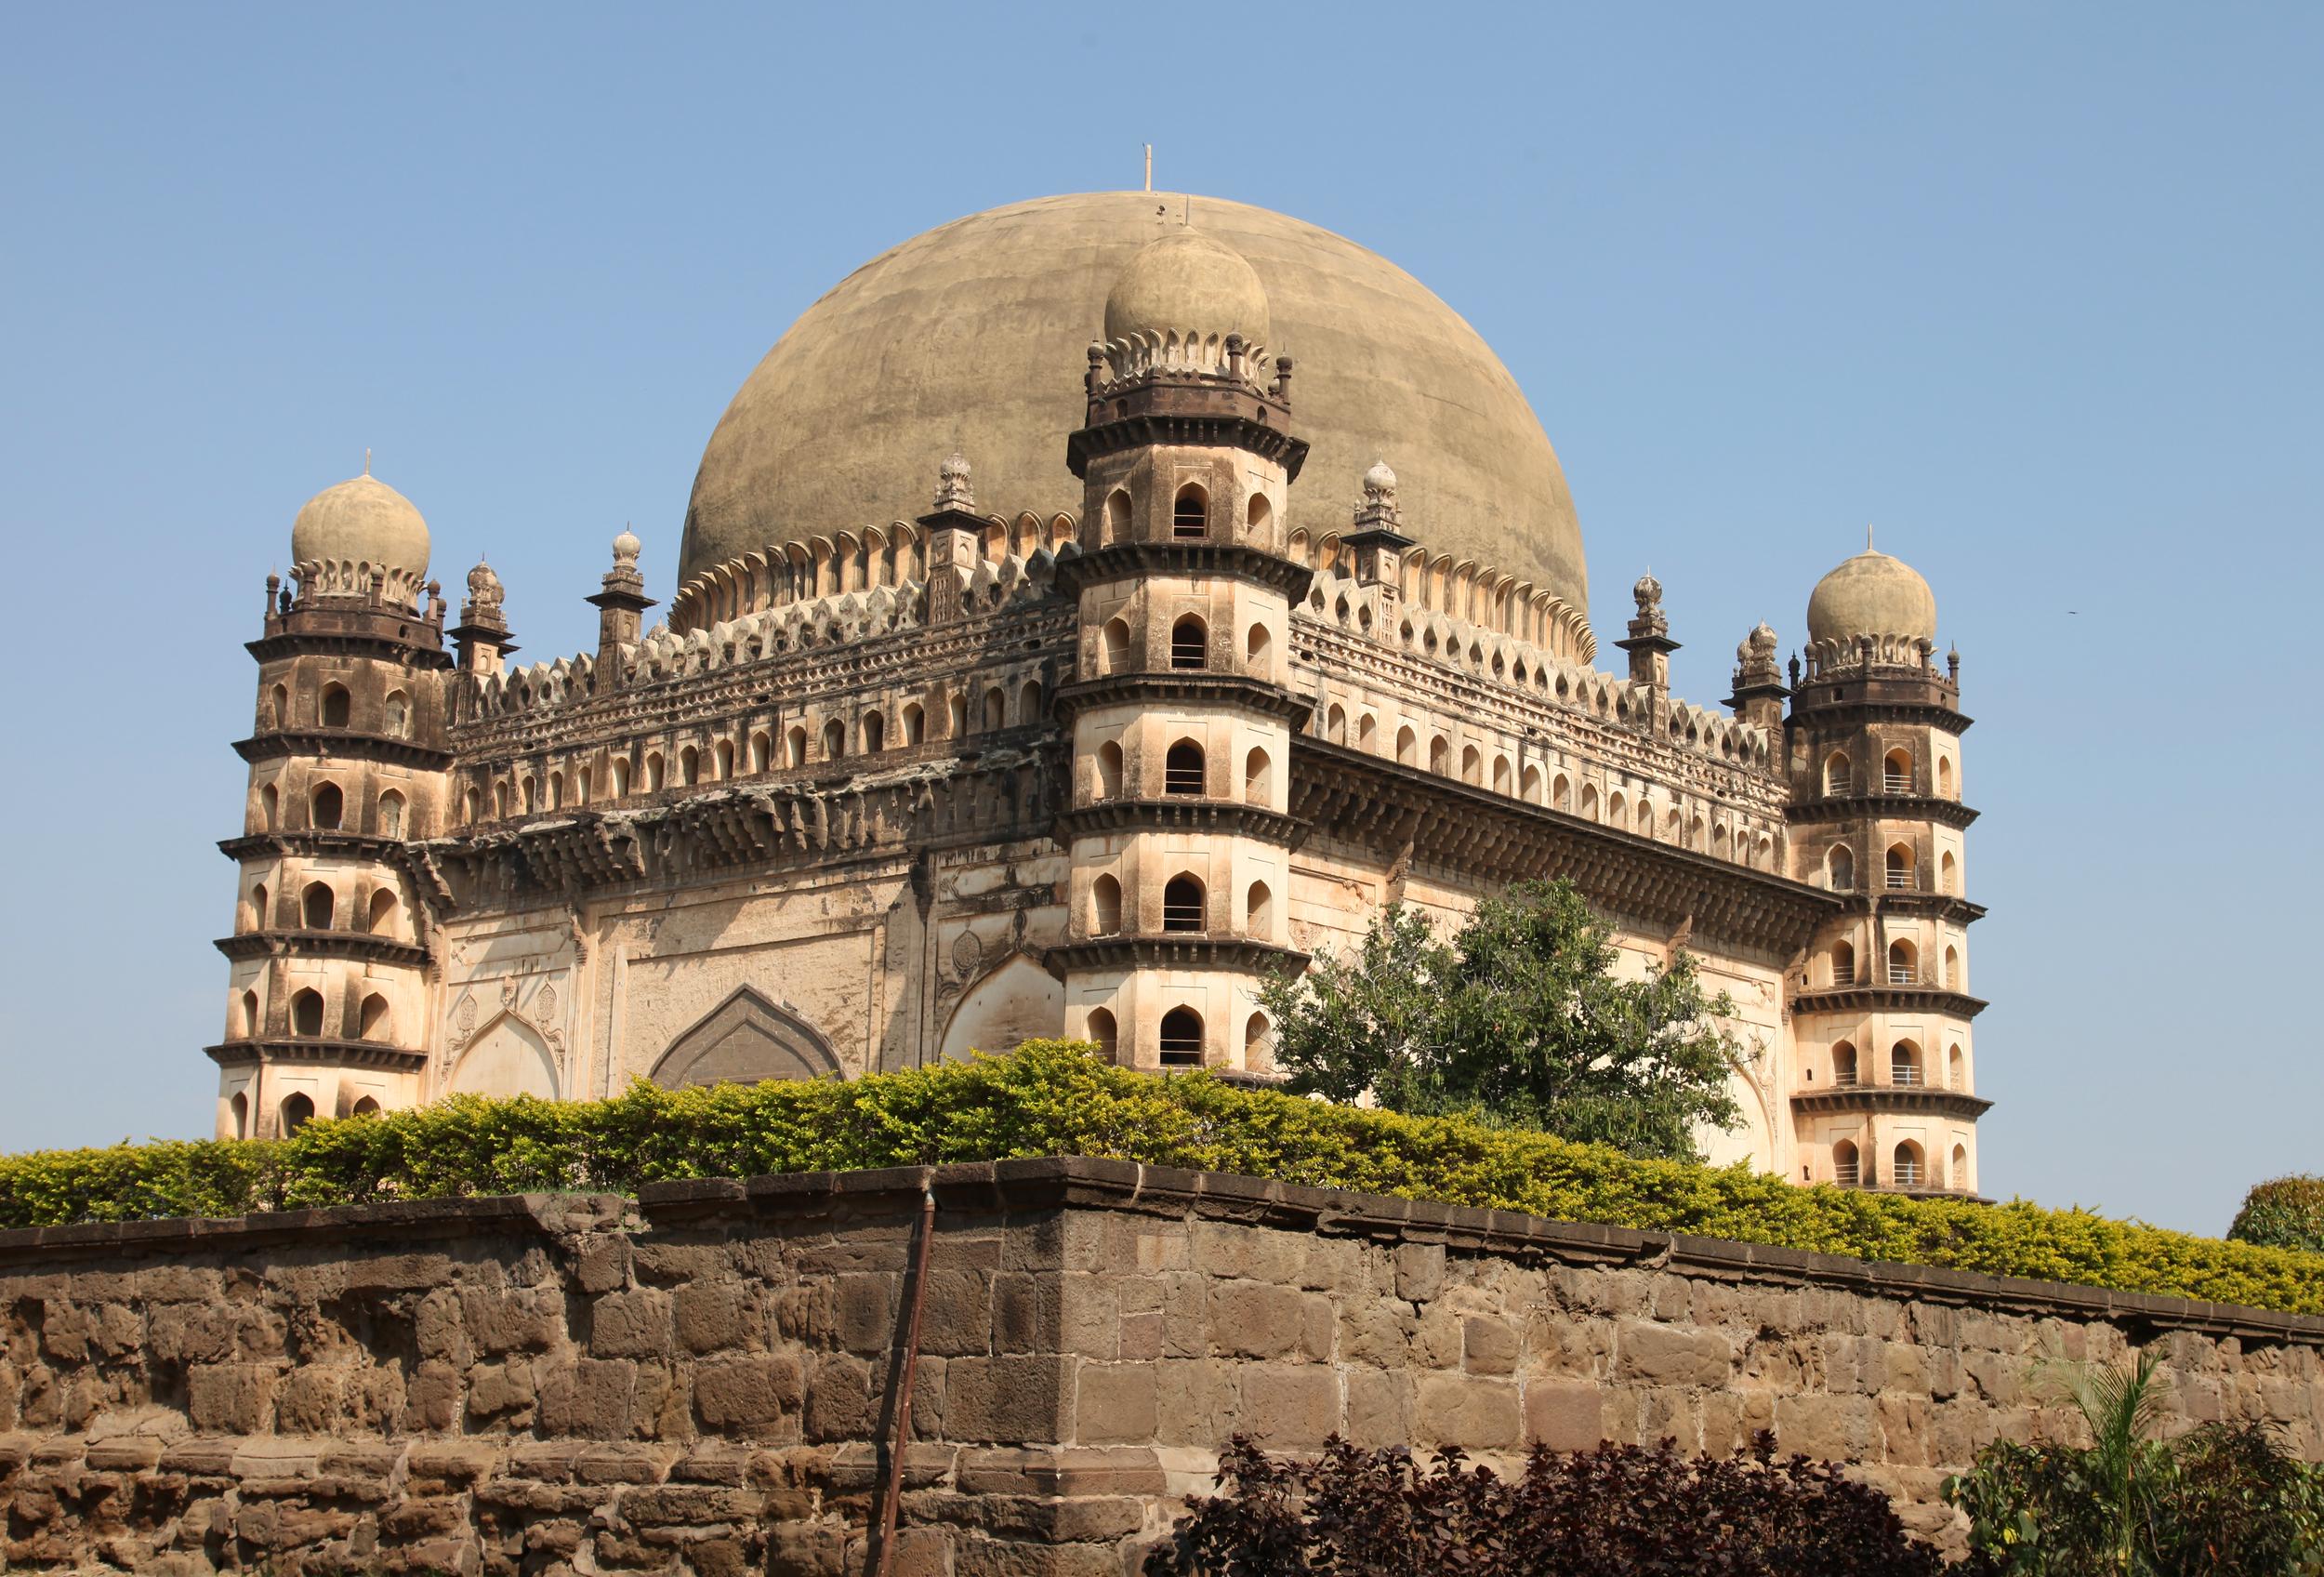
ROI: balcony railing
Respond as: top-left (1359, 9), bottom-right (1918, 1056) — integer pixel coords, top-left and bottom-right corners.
top-left (1161, 904), bottom-right (1205, 933)
top-left (1885, 870), bottom-right (1913, 890)
top-left (1891, 1064), bottom-right (1920, 1087)
top-left (1888, 963), bottom-right (1918, 985)
top-left (1894, 1160), bottom-right (1922, 1187)
top-left (1834, 1161), bottom-right (1864, 1186)
top-left (1884, 773), bottom-right (1912, 794)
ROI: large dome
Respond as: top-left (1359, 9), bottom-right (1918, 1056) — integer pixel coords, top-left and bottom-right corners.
top-left (681, 192), bottom-right (1587, 614)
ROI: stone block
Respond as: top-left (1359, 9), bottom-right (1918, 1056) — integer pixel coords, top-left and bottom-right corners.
top-left (806, 1353), bottom-right (876, 1443)
top-left (1524, 1381), bottom-right (1604, 1451)
top-left (187, 1363), bottom-right (277, 1434)
top-left (920, 1270), bottom-right (996, 1358)
top-left (1075, 1362), bottom-right (1157, 1446)
top-left (675, 1279), bottom-right (750, 1355)
top-left (463, 1286), bottom-right (561, 1356)
top-left (1394, 1243), bottom-right (1446, 1303)
top-left (590, 1288), bottom-right (674, 1359)
top-left (1153, 1358), bottom-right (1240, 1444)
top-left (1618, 1319), bottom-right (1731, 1386)
top-left (272, 1365), bottom-right (345, 1433)
top-left (468, 1358), bottom-right (536, 1419)
top-left (1208, 1281), bottom-right (1302, 1359)
top-left (1118, 1310), bottom-right (1162, 1361)
top-left (838, 1274), bottom-right (899, 1355)
top-left (537, 1357), bottom-right (639, 1438)
top-left (1343, 1367), bottom-right (1413, 1447)
top-left (1240, 1363), bottom-right (1340, 1449)
top-left (1464, 1315), bottom-right (1520, 1375)
top-left (1774, 1393), bottom-right (1876, 1462)
top-left (574, 1235), bottom-right (632, 1294)
top-left (1417, 1374), bottom-right (1520, 1450)
top-left (695, 1356), bottom-right (805, 1431)
top-left (946, 1355), bottom-right (1073, 1444)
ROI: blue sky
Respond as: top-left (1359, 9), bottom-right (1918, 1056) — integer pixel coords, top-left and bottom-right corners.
top-left (3, 4), bottom-right (2317, 1235)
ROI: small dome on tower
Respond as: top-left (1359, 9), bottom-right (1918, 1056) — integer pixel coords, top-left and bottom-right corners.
top-left (612, 526), bottom-right (642, 564)
top-left (290, 470), bottom-right (429, 581)
top-left (1103, 228), bottom-right (1272, 347)
top-left (1806, 548), bottom-right (1935, 644)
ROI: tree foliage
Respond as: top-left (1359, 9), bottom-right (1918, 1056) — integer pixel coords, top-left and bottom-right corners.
top-left (2228, 1173), bottom-right (2324, 1254)
top-left (2, 1041), bottom-right (2321, 1316)
top-left (1153, 1434), bottom-right (1942, 1576)
top-left (1944, 1351), bottom-right (2324, 1575)
top-left (1259, 879), bottom-right (1745, 1160)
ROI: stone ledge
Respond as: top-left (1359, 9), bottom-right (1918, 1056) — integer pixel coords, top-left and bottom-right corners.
top-left (0, 1157), bottom-right (2315, 1348)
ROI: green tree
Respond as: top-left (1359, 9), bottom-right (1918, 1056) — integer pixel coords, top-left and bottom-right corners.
top-left (1258, 879), bottom-right (1746, 1160)
top-left (2228, 1173), bottom-right (2324, 1253)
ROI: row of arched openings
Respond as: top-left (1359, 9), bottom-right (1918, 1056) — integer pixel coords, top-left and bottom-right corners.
top-left (1082, 1004), bottom-right (1273, 1070)
top-left (244, 880), bottom-right (401, 937)
top-left (1095, 615), bottom-right (1273, 681)
top-left (1830, 1137), bottom-right (1966, 1191)
top-left (1095, 484), bottom-right (1270, 550)
top-left (231, 983), bottom-right (394, 1042)
top-left (1825, 843), bottom-right (1959, 895)
top-left (258, 781), bottom-right (405, 838)
top-left (1089, 739), bottom-right (1271, 804)
top-left (1822, 748), bottom-right (1957, 801)
top-left (1829, 1039), bottom-right (1968, 1091)
top-left (274, 681), bottom-right (412, 738)
top-left (227, 1088), bottom-right (380, 1140)
top-left (1087, 873), bottom-right (1272, 937)
top-left (1826, 938), bottom-right (1961, 989)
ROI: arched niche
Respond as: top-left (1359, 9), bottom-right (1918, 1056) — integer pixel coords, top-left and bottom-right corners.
top-left (448, 1014), bottom-right (560, 1099)
top-left (651, 987), bottom-right (838, 1089)
top-left (938, 954), bottom-right (1063, 1063)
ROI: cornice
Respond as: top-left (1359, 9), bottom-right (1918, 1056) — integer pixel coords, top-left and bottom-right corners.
top-left (1050, 541), bottom-right (1315, 602)
top-left (234, 731), bottom-right (454, 770)
top-left (213, 931), bottom-right (430, 968)
top-left (205, 1038), bottom-right (429, 1072)
top-left (1044, 936), bottom-right (1308, 976)
top-left (1289, 740), bottom-right (1839, 960)
top-left (1845, 891), bottom-right (1988, 925)
top-left (1054, 672), bottom-right (1314, 727)
top-left (1785, 795), bottom-right (1979, 830)
top-left (1066, 413), bottom-right (1310, 480)
top-left (1053, 799), bottom-right (1311, 848)
top-left (246, 628), bottom-right (452, 668)
top-left (1790, 985), bottom-right (1988, 1019)
top-left (1790, 1087), bottom-right (1993, 1120)
top-left (218, 831), bottom-right (414, 864)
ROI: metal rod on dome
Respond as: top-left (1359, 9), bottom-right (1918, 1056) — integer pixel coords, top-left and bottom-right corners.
top-left (1143, 144), bottom-right (1152, 192)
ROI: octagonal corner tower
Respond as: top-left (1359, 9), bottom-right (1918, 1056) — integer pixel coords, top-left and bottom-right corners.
top-left (680, 192), bottom-right (1588, 627)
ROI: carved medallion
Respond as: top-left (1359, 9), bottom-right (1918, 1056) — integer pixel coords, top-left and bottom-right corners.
top-left (951, 929), bottom-right (984, 977)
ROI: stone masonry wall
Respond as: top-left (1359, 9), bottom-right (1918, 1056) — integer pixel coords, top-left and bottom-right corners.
top-left (0, 1159), bottom-right (2317, 1572)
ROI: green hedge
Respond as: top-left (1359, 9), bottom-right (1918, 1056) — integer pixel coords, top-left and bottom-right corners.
top-left (2230, 1174), bottom-right (2324, 1254)
top-left (4, 1041), bottom-right (2320, 1317)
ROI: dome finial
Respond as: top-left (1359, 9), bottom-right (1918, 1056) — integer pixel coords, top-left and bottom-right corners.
top-left (612, 523), bottom-right (641, 566)
top-left (935, 451), bottom-right (974, 512)
top-left (1867, 522), bottom-right (1875, 551)
top-left (363, 446), bottom-right (372, 478)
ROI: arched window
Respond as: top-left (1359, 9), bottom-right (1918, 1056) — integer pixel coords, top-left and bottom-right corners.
top-left (715, 738), bottom-right (735, 779)
top-left (1940, 850), bottom-right (1958, 895)
top-left (462, 787), bottom-right (480, 823)
top-left (822, 719), bottom-right (846, 761)
top-left (548, 771), bottom-right (565, 809)
top-left (1951, 1143), bottom-right (1969, 1188)
top-left (785, 727), bottom-right (807, 769)
top-left (1885, 843), bottom-right (1915, 890)
top-left (350, 1096), bottom-right (381, 1118)
top-left (1827, 844), bottom-right (1855, 891)
top-left (247, 882), bottom-right (269, 933)
top-left (279, 1091), bottom-right (315, 1136)
top-left (1245, 492), bottom-right (1272, 538)
top-left (984, 687), bottom-right (1007, 731)
top-left (310, 782), bottom-right (344, 831)
top-left (1893, 1140), bottom-right (1924, 1188)
top-left (1888, 939), bottom-right (1918, 986)
top-left (1244, 747), bottom-right (1270, 803)
top-left (1938, 756), bottom-right (1956, 800)
top-left (493, 781), bottom-right (510, 818)
top-left (1948, 1043), bottom-right (1966, 1090)
top-left (367, 888), bottom-right (399, 935)
top-left (1460, 746), bottom-right (1482, 785)
top-left (1580, 784), bottom-right (1599, 821)
top-left (1101, 618), bottom-right (1132, 674)
top-left (1943, 945), bottom-right (1960, 988)
top-left (902, 704), bottom-right (925, 747)
top-left (1095, 740), bottom-right (1124, 800)
top-left (1244, 1011), bottom-right (1273, 1067)
top-left (271, 683), bottom-right (290, 729)
top-left (1326, 704), bottom-right (1347, 745)
top-left (320, 683), bottom-right (350, 729)
top-left (1429, 736), bottom-right (1450, 775)
top-left (1493, 758), bottom-right (1514, 796)
top-left (1158, 1005), bottom-right (1204, 1065)
top-left (1636, 800), bottom-right (1655, 838)
top-left (862, 712), bottom-right (885, 753)
top-left (1089, 874), bottom-right (1123, 936)
top-left (1162, 873), bottom-right (1205, 933)
top-left (1170, 615), bottom-right (1208, 669)
top-left (944, 693), bottom-right (967, 739)
top-left (748, 732), bottom-right (771, 774)
top-left (1881, 749), bottom-right (1911, 794)
top-left (1891, 1040), bottom-right (1921, 1087)
top-left (645, 752), bottom-right (666, 791)
top-left (1830, 940), bottom-right (1855, 987)
top-left (237, 989), bottom-right (259, 1040)
top-left (680, 745), bottom-right (701, 785)
top-left (1102, 489), bottom-right (1131, 547)
top-left (1823, 750), bottom-right (1851, 797)
top-left (1832, 1138), bottom-right (1862, 1187)
top-left (290, 988), bottom-right (325, 1038)
top-left (383, 691), bottom-right (410, 736)
top-left (1552, 773), bottom-right (1571, 810)
top-left (575, 764), bottom-right (591, 805)
top-left (1017, 680), bottom-right (1041, 725)
top-left (230, 1090), bottom-right (249, 1138)
top-left (260, 783), bottom-right (280, 830)
top-left (1832, 1040), bottom-right (1859, 1086)
top-left (1165, 739), bottom-right (1206, 796)
top-left (1246, 623), bottom-right (1273, 680)
top-left (1172, 484), bottom-right (1208, 539)
top-left (522, 776), bottom-right (538, 814)
top-left (1608, 790), bottom-right (1627, 828)
top-left (611, 757), bottom-right (632, 797)
top-left (359, 994), bottom-right (391, 1040)
top-left (1086, 1006), bottom-right (1118, 1062)
top-left (1357, 713), bottom-right (1378, 751)
top-left (1246, 881), bottom-right (1274, 934)
top-left (1396, 726), bottom-right (1417, 766)
top-left (301, 881), bottom-right (335, 931)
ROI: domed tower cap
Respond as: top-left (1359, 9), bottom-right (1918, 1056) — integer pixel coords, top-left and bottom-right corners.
top-left (1103, 227), bottom-right (1273, 347)
top-left (1806, 544), bottom-right (1936, 644)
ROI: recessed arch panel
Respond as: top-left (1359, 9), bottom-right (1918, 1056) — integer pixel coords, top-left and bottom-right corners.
top-left (650, 987), bottom-right (838, 1089)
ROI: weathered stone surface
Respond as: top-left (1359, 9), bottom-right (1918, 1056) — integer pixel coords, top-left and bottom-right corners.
top-left (0, 1161), bottom-right (2314, 1572)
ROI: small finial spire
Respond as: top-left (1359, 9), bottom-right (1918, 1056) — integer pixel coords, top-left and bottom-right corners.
top-left (363, 447), bottom-right (372, 477)
top-left (1867, 523), bottom-right (1875, 551)
top-left (1143, 143), bottom-right (1153, 193)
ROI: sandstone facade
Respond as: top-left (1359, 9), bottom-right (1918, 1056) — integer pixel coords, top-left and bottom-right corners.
top-left (1, 1160), bottom-right (2318, 1572)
